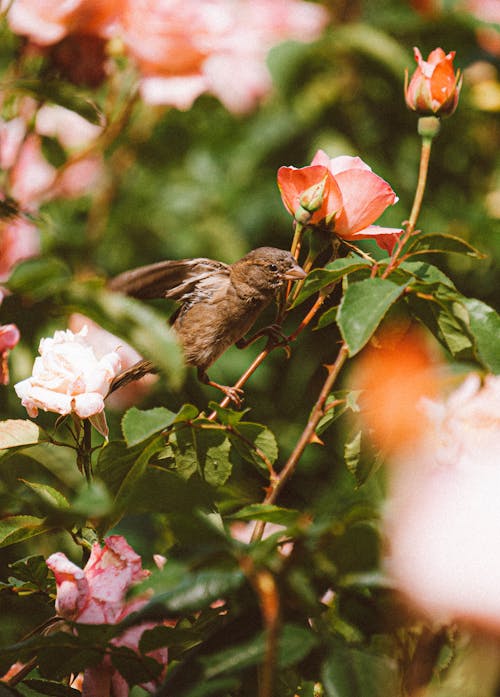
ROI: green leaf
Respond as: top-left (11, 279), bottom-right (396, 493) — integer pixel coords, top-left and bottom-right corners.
top-left (229, 504), bottom-right (300, 527)
top-left (113, 436), bottom-right (165, 513)
top-left (132, 466), bottom-right (213, 515)
top-left (316, 305), bottom-right (338, 330)
top-left (462, 298), bottom-right (500, 373)
top-left (321, 643), bottom-right (399, 697)
top-left (23, 679), bottom-right (81, 696)
top-left (3, 554), bottom-right (55, 596)
top-left (150, 568), bottom-right (245, 613)
top-left (110, 645), bottom-right (163, 687)
top-left (338, 278), bottom-right (409, 356)
top-left (7, 257), bottom-right (72, 300)
top-left (203, 624), bottom-right (317, 679)
top-left (406, 285), bottom-right (474, 359)
top-left (122, 406), bottom-right (176, 446)
top-left (399, 260), bottom-right (456, 288)
top-left (0, 420), bottom-right (40, 449)
top-left (291, 257), bottom-right (369, 308)
top-left (0, 515), bottom-right (52, 548)
top-left (406, 232), bottom-right (485, 259)
top-left (19, 480), bottom-right (70, 509)
top-left (11, 78), bottom-right (102, 124)
top-left (203, 432), bottom-right (232, 487)
top-left (230, 422), bottom-right (278, 473)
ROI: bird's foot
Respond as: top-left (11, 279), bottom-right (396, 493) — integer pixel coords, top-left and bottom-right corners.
top-left (210, 381), bottom-right (244, 408)
top-left (236, 323), bottom-right (290, 354)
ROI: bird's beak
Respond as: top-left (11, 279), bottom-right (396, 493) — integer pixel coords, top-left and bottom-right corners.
top-left (283, 263), bottom-right (307, 281)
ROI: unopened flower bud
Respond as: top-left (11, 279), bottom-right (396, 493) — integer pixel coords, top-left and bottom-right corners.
top-left (405, 47), bottom-right (462, 117)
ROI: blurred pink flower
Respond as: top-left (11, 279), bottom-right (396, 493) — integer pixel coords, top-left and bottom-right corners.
top-left (0, 218), bottom-right (40, 281)
top-left (0, 323), bottom-right (20, 385)
top-left (69, 314), bottom-right (157, 409)
top-left (121, 0), bottom-right (329, 113)
top-left (8, 133), bottom-right (56, 207)
top-left (5, 0), bottom-right (121, 45)
top-left (0, 117), bottom-right (26, 170)
top-left (56, 155), bottom-right (104, 198)
top-left (278, 149), bottom-right (402, 253)
top-left (35, 105), bottom-right (102, 150)
top-left (47, 535), bottom-right (170, 696)
top-left (14, 326), bottom-right (121, 429)
top-left (385, 374), bottom-right (500, 632)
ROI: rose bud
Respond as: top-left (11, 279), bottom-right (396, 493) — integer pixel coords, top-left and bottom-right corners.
top-left (405, 47), bottom-right (462, 117)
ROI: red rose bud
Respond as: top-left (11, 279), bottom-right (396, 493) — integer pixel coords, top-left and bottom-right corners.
top-left (405, 47), bottom-right (462, 117)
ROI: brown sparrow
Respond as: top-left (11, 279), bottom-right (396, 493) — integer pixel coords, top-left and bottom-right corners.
top-left (108, 247), bottom-right (306, 404)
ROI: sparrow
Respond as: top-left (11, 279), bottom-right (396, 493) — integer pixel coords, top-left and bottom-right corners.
top-left (108, 247), bottom-right (306, 404)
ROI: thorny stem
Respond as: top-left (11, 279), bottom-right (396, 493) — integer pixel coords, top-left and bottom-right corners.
top-left (382, 135), bottom-right (433, 279)
top-left (251, 343), bottom-right (349, 542)
top-left (240, 559), bottom-right (281, 697)
top-left (80, 419), bottom-right (93, 484)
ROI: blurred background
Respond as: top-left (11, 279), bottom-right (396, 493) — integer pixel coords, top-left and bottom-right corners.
top-left (0, 1), bottom-right (499, 689)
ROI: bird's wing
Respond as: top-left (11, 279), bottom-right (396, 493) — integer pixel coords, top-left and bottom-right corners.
top-left (108, 258), bottom-right (230, 300)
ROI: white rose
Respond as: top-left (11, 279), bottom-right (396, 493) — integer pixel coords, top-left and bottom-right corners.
top-left (15, 327), bottom-right (121, 419)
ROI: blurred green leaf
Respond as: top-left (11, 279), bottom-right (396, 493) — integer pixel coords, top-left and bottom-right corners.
top-left (0, 515), bottom-right (53, 548)
top-left (338, 278), bottom-right (409, 356)
top-left (110, 645), bottom-right (164, 687)
top-left (145, 568), bottom-right (245, 614)
top-left (462, 298), bottom-right (500, 373)
top-left (7, 258), bottom-right (72, 300)
top-left (203, 623), bottom-right (317, 679)
top-left (121, 406), bottom-right (176, 446)
top-left (229, 503), bottom-right (300, 527)
top-left (321, 641), bottom-right (399, 697)
top-left (22, 679), bottom-right (81, 696)
top-left (0, 420), bottom-right (40, 449)
top-left (10, 79), bottom-right (102, 124)
top-left (19, 480), bottom-right (70, 509)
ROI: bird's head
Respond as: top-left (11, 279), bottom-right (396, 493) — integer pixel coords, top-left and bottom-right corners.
top-left (232, 247), bottom-right (306, 296)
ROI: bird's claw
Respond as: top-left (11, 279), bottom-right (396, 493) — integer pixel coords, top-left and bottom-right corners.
top-left (218, 384), bottom-right (244, 408)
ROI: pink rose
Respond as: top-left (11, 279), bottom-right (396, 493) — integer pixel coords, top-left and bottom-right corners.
top-left (14, 326), bottom-right (121, 421)
top-left (385, 374), bottom-right (500, 632)
top-left (47, 536), bottom-right (170, 695)
top-left (0, 323), bottom-right (20, 385)
top-left (121, 0), bottom-right (328, 113)
top-left (278, 149), bottom-right (402, 253)
top-left (0, 117), bottom-right (26, 170)
top-left (0, 218), bottom-right (40, 281)
top-left (35, 105), bottom-right (102, 150)
top-left (8, 134), bottom-right (56, 208)
top-left (6, 0), bottom-right (121, 45)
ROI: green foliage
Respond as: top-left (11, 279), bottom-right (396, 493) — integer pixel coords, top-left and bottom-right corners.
top-left (1, 1), bottom-right (500, 695)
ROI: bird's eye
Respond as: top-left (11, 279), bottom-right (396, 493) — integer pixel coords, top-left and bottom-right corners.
top-left (268, 263), bottom-right (278, 272)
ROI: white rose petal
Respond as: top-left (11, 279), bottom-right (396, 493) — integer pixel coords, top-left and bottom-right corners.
top-left (14, 326), bottom-right (121, 418)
